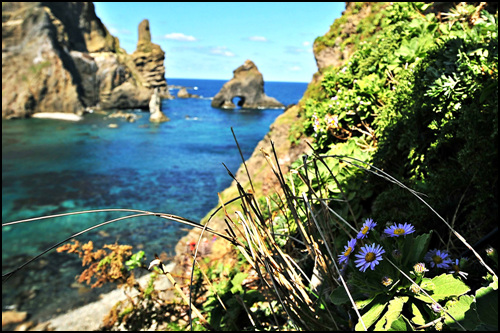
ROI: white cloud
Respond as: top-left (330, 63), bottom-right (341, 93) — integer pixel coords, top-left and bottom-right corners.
top-left (290, 66), bottom-right (301, 71)
top-left (210, 46), bottom-right (235, 57)
top-left (302, 41), bottom-right (310, 47)
top-left (248, 36), bottom-right (268, 42)
top-left (163, 32), bottom-right (197, 42)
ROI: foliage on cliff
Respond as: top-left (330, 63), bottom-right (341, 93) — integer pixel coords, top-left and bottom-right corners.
top-left (299, 1), bottom-right (498, 247)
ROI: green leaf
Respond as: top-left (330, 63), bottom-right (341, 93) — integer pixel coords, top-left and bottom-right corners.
top-left (389, 315), bottom-right (414, 331)
top-left (355, 295), bottom-right (389, 331)
top-left (444, 295), bottom-right (475, 329)
top-left (474, 278), bottom-right (498, 328)
top-left (410, 302), bottom-right (426, 326)
top-left (374, 296), bottom-right (409, 330)
top-left (402, 232), bottom-right (432, 267)
top-left (230, 272), bottom-right (248, 294)
top-left (330, 285), bottom-right (351, 305)
top-left (355, 294), bottom-right (377, 310)
top-left (415, 274), bottom-right (470, 303)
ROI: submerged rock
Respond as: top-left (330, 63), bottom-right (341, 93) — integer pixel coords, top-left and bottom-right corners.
top-left (211, 60), bottom-right (284, 109)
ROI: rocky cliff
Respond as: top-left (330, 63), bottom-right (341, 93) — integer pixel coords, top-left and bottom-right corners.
top-left (1, 2), bottom-right (169, 119)
top-left (211, 59), bottom-right (284, 109)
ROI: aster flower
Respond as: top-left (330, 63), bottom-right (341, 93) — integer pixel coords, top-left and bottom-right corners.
top-left (424, 249), bottom-right (453, 269)
top-left (354, 243), bottom-right (385, 272)
top-left (338, 238), bottom-right (357, 265)
top-left (449, 259), bottom-right (468, 279)
top-left (384, 222), bottom-right (415, 237)
top-left (356, 218), bottom-right (377, 239)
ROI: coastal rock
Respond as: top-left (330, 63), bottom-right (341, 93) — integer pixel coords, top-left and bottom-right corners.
top-left (131, 19), bottom-right (172, 99)
top-left (211, 60), bottom-right (284, 109)
top-left (1, 3), bottom-right (170, 119)
top-left (149, 88), bottom-right (169, 123)
top-left (176, 87), bottom-right (199, 99)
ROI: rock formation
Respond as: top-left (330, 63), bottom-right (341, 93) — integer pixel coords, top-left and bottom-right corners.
top-left (131, 19), bottom-right (172, 99)
top-left (1, 2), bottom-right (169, 119)
top-left (149, 88), bottom-right (169, 123)
top-left (177, 87), bottom-right (199, 99)
top-left (211, 60), bottom-right (284, 109)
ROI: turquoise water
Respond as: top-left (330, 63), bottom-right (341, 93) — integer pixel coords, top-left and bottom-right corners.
top-left (1, 78), bottom-right (307, 322)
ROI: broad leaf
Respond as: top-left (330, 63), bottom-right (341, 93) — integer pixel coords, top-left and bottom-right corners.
top-left (415, 274), bottom-right (470, 303)
top-left (389, 315), bottom-right (414, 331)
top-left (374, 296), bottom-right (409, 330)
top-left (355, 295), bottom-right (389, 331)
top-left (444, 295), bottom-right (475, 329)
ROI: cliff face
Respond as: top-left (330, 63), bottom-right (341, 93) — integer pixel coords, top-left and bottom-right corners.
top-left (211, 60), bottom-right (284, 109)
top-left (1, 2), bottom-right (168, 118)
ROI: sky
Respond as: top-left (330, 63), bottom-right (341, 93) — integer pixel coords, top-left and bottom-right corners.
top-left (93, 2), bottom-right (346, 83)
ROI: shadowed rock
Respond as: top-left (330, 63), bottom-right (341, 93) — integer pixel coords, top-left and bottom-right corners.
top-left (211, 60), bottom-right (284, 109)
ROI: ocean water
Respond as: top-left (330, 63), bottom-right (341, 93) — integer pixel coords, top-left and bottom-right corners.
top-left (1, 78), bottom-right (308, 322)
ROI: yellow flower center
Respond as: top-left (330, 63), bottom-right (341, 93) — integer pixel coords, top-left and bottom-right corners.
top-left (394, 228), bottom-right (405, 235)
top-left (361, 226), bottom-right (369, 235)
top-left (343, 247), bottom-right (353, 256)
top-left (365, 252), bottom-right (376, 262)
top-left (432, 255), bottom-right (443, 264)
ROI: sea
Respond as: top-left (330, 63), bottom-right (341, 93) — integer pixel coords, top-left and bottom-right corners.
top-left (1, 78), bottom-right (308, 323)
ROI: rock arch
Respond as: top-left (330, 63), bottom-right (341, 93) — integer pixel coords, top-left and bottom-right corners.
top-left (211, 60), bottom-right (284, 109)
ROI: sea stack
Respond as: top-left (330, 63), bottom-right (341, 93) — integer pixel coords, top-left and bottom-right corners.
top-left (132, 19), bottom-right (172, 99)
top-left (149, 88), bottom-right (169, 123)
top-left (211, 60), bottom-right (284, 109)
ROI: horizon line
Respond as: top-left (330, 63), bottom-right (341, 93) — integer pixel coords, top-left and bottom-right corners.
top-left (166, 77), bottom-right (311, 84)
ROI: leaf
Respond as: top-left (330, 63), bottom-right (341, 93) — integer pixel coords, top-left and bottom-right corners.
top-left (374, 296), bottom-right (409, 330)
top-left (355, 294), bottom-right (377, 310)
top-left (402, 232), bottom-right (432, 267)
top-left (474, 278), bottom-right (498, 328)
top-left (410, 302), bottom-right (426, 326)
top-left (230, 272), bottom-right (248, 294)
top-left (330, 285), bottom-right (351, 305)
top-left (444, 295), bottom-right (475, 329)
top-left (355, 295), bottom-right (389, 331)
top-left (388, 315), bottom-right (414, 331)
top-left (415, 274), bottom-right (470, 303)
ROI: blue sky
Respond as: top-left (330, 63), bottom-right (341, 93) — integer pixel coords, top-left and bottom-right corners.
top-left (93, 2), bottom-right (345, 83)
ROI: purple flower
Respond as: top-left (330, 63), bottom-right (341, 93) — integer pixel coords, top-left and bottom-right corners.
top-left (449, 259), bottom-right (468, 279)
top-left (424, 249), bottom-right (452, 269)
top-left (338, 238), bottom-right (357, 264)
top-left (384, 222), bottom-right (415, 237)
top-left (356, 218), bottom-right (377, 239)
top-left (354, 243), bottom-right (385, 272)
